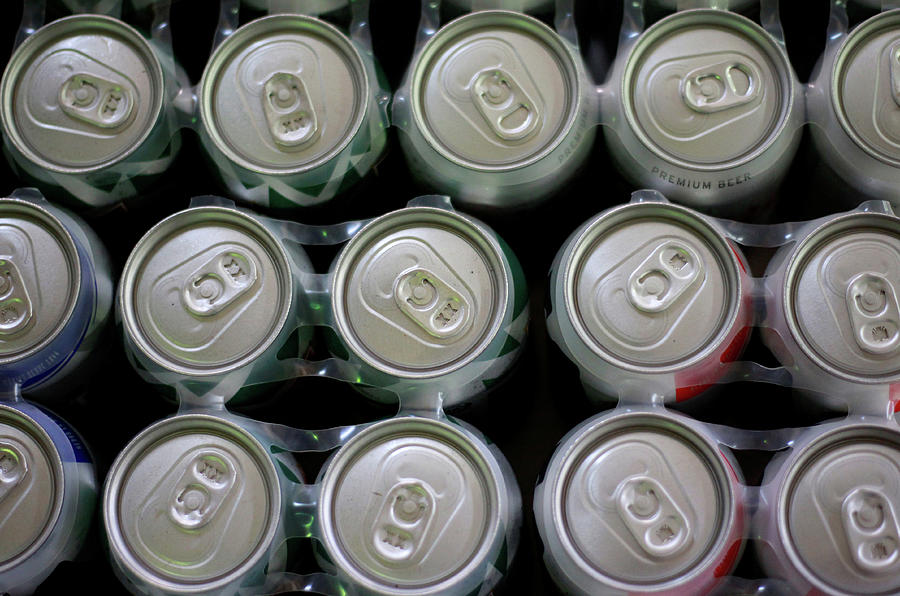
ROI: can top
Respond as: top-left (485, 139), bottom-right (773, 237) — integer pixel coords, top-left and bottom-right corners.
top-left (103, 414), bottom-right (281, 591)
top-left (786, 212), bottom-right (900, 382)
top-left (410, 10), bottom-right (582, 171)
top-left (546, 410), bottom-right (737, 589)
top-left (564, 201), bottom-right (743, 372)
top-left (833, 10), bottom-right (900, 167)
top-left (119, 205), bottom-right (293, 377)
top-left (0, 198), bottom-right (81, 367)
top-left (623, 9), bottom-right (793, 168)
top-left (318, 416), bottom-right (502, 594)
top-left (331, 206), bottom-right (509, 379)
top-left (0, 403), bottom-right (64, 573)
top-left (200, 14), bottom-right (368, 176)
top-left (781, 424), bottom-right (900, 595)
top-left (0, 14), bottom-right (164, 174)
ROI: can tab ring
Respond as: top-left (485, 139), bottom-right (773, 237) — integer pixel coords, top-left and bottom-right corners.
top-left (615, 476), bottom-right (692, 558)
top-left (169, 449), bottom-right (238, 530)
top-left (0, 258), bottom-right (33, 336)
top-left (471, 68), bottom-right (540, 142)
top-left (59, 73), bottom-right (134, 129)
top-left (183, 249), bottom-right (259, 317)
top-left (394, 268), bottom-right (471, 339)
top-left (0, 440), bottom-right (27, 504)
top-left (841, 488), bottom-right (900, 573)
top-left (682, 59), bottom-right (761, 114)
top-left (263, 72), bottom-right (320, 149)
top-left (846, 273), bottom-right (900, 355)
top-left (889, 41), bottom-right (900, 109)
top-left (371, 481), bottom-right (436, 564)
top-left (627, 241), bottom-right (702, 313)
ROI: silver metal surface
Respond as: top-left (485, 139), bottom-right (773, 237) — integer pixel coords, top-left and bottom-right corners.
top-left (0, 15), bottom-right (164, 174)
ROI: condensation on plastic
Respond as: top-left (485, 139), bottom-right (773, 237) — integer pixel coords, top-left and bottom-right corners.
top-left (6, 0), bottom-right (185, 210)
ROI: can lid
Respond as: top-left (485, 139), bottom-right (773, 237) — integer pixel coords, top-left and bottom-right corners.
top-left (782, 425), bottom-right (900, 594)
top-left (318, 416), bottom-right (500, 592)
top-left (786, 213), bottom-right (900, 382)
top-left (119, 206), bottom-right (293, 377)
top-left (565, 202), bottom-right (741, 372)
top-left (200, 14), bottom-right (368, 176)
top-left (833, 10), bottom-right (900, 167)
top-left (549, 410), bottom-right (735, 589)
top-left (0, 14), bottom-right (164, 174)
top-left (624, 10), bottom-right (792, 168)
top-left (410, 10), bottom-right (581, 171)
top-left (0, 403), bottom-right (63, 572)
top-left (103, 414), bottom-right (281, 590)
top-left (331, 207), bottom-right (509, 379)
top-left (0, 198), bottom-right (81, 366)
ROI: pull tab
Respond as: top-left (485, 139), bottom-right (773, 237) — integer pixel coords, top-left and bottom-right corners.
top-left (0, 441), bottom-right (27, 504)
top-left (371, 482), bottom-right (435, 564)
top-left (0, 258), bottom-right (33, 335)
top-left (182, 250), bottom-right (258, 317)
top-left (262, 72), bottom-right (320, 149)
top-left (841, 488), bottom-right (900, 573)
top-left (846, 273), bottom-right (900, 355)
top-left (890, 41), bottom-right (900, 108)
top-left (682, 60), bottom-right (761, 114)
top-left (616, 476), bottom-right (692, 558)
top-left (627, 242), bottom-right (702, 313)
top-left (394, 268), bottom-right (471, 339)
top-left (470, 68), bottom-right (540, 142)
top-left (59, 73), bottom-right (134, 129)
top-left (169, 450), bottom-right (237, 530)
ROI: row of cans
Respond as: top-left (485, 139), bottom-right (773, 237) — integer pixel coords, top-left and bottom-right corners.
top-left (6, 0), bottom-right (900, 215)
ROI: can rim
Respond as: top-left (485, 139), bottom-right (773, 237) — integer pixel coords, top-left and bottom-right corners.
top-left (118, 205), bottom-right (294, 377)
top-left (102, 413), bottom-right (282, 593)
top-left (831, 9), bottom-right (900, 168)
top-left (0, 198), bottom-right (82, 367)
top-left (620, 9), bottom-right (796, 172)
top-left (783, 211), bottom-right (900, 384)
top-left (317, 415), bottom-right (504, 594)
top-left (0, 402), bottom-right (65, 574)
top-left (199, 14), bottom-right (370, 176)
top-left (0, 14), bottom-right (165, 175)
top-left (562, 200), bottom-right (744, 374)
top-left (330, 206), bottom-right (511, 379)
top-left (545, 409), bottom-right (739, 591)
top-left (409, 9), bottom-right (584, 173)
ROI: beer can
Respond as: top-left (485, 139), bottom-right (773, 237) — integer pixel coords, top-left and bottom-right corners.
top-left (762, 209), bottom-right (900, 407)
top-left (809, 9), bottom-right (900, 208)
top-left (315, 415), bottom-right (521, 596)
top-left (397, 9), bottom-right (597, 210)
top-left (534, 407), bottom-right (745, 595)
top-left (0, 400), bottom-right (96, 596)
top-left (601, 9), bottom-right (802, 215)
top-left (0, 192), bottom-right (113, 401)
top-left (199, 14), bottom-right (387, 209)
top-left (0, 15), bottom-right (181, 210)
top-left (103, 413), bottom-right (301, 594)
top-left (118, 202), bottom-right (313, 403)
top-left (546, 199), bottom-right (752, 403)
top-left (328, 204), bottom-right (528, 408)
top-left (756, 418), bottom-right (900, 595)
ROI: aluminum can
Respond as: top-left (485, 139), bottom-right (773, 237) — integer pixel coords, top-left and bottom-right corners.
top-left (328, 204), bottom-right (528, 408)
top-left (756, 418), bottom-right (900, 595)
top-left (547, 199), bottom-right (752, 403)
top-left (0, 15), bottom-right (181, 210)
top-left (398, 10), bottom-right (597, 210)
top-left (103, 413), bottom-right (302, 595)
top-left (763, 208), bottom-right (900, 408)
top-left (809, 9), bottom-right (900, 208)
top-left (0, 192), bottom-right (113, 401)
top-left (315, 414), bottom-right (521, 596)
top-left (199, 14), bottom-right (387, 209)
top-left (0, 399), bottom-right (96, 596)
top-left (601, 9), bottom-right (802, 215)
top-left (534, 407), bottom-right (745, 595)
top-left (118, 202), bottom-right (313, 404)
